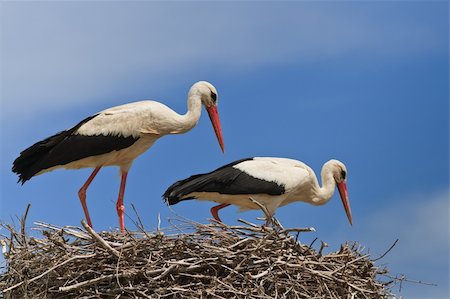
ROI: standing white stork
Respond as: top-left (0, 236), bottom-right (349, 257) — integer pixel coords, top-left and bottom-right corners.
top-left (163, 157), bottom-right (352, 225)
top-left (12, 81), bottom-right (225, 233)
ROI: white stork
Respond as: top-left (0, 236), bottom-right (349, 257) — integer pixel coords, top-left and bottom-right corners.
top-left (164, 157), bottom-right (352, 225)
top-left (12, 81), bottom-right (225, 233)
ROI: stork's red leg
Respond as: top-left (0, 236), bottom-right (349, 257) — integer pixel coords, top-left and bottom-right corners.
top-left (116, 171), bottom-right (128, 233)
top-left (78, 166), bottom-right (101, 228)
top-left (210, 203), bottom-right (230, 222)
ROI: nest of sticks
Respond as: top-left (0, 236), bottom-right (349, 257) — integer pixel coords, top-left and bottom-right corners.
top-left (0, 209), bottom-right (399, 298)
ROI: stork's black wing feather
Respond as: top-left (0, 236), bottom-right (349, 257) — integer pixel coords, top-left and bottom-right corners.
top-left (12, 114), bottom-right (139, 184)
top-left (163, 158), bottom-right (285, 205)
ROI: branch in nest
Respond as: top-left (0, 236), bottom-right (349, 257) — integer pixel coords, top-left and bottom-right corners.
top-left (81, 220), bottom-right (120, 258)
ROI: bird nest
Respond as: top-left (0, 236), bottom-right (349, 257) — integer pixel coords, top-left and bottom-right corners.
top-left (0, 210), bottom-right (399, 298)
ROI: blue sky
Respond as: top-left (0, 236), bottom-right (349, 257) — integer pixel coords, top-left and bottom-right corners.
top-left (1, 2), bottom-right (448, 298)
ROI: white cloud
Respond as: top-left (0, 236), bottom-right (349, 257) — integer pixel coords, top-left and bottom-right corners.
top-left (1, 2), bottom-right (444, 122)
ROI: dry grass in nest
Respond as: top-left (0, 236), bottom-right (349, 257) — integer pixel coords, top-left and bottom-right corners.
top-left (0, 206), bottom-right (399, 298)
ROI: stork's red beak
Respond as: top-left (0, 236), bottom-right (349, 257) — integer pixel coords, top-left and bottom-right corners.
top-left (337, 181), bottom-right (353, 225)
top-left (206, 105), bottom-right (225, 153)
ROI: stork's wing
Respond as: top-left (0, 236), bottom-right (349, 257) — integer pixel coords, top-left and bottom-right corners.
top-left (163, 158), bottom-right (294, 205)
top-left (12, 112), bottom-right (140, 183)
top-left (77, 100), bottom-right (187, 137)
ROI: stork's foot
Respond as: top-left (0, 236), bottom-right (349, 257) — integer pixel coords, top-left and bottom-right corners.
top-left (77, 167), bottom-right (101, 229)
top-left (78, 189), bottom-right (93, 228)
top-left (210, 203), bottom-right (230, 222)
top-left (116, 171), bottom-right (128, 234)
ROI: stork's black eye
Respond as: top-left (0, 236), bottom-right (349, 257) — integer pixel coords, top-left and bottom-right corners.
top-left (211, 91), bottom-right (217, 103)
top-left (341, 170), bottom-right (346, 180)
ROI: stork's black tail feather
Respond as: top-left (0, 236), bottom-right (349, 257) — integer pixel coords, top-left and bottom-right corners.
top-left (162, 158), bottom-right (254, 205)
top-left (12, 115), bottom-right (97, 184)
top-left (163, 173), bottom-right (207, 205)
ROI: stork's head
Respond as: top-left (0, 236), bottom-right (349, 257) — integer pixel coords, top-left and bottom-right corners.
top-left (327, 159), bottom-right (353, 225)
top-left (191, 81), bottom-right (218, 106)
top-left (190, 81), bottom-right (225, 153)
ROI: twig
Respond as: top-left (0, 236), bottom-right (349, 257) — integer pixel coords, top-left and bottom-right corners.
top-left (372, 239), bottom-right (398, 261)
top-left (59, 271), bottom-right (139, 292)
top-left (309, 237), bottom-right (318, 249)
top-left (154, 264), bottom-right (178, 280)
top-left (248, 197), bottom-right (271, 224)
top-left (385, 274), bottom-right (438, 287)
top-left (34, 221), bottom-right (90, 240)
top-left (250, 268), bottom-right (271, 279)
top-left (319, 240), bottom-right (328, 256)
top-left (237, 218), bottom-right (259, 228)
top-left (81, 220), bottom-right (120, 258)
top-left (20, 203), bottom-right (31, 248)
top-left (131, 203), bottom-right (150, 237)
top-left (283, 227), bottom-right (316, 233)
top-left (157, 213), bottom-right (161, 233)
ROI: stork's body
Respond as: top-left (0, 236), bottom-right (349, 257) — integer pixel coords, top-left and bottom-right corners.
top-left (164, 157), bottom-right (352, 225)
top-left (13, 81), bottom-right (225, 233)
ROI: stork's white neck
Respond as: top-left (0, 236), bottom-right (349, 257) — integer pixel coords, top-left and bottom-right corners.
top-left (312, 163), bottom-right (337, 205)
top-left (177, 92), bottom-right (203, 133)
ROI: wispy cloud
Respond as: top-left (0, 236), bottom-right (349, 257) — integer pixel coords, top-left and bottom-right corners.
top-left (1, 2), bottom-right (445, 121)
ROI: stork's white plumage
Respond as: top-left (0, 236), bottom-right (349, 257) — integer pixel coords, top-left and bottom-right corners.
top-left (13, 81), bottom-right (225, 233)
top-left (164, 157), bottom-right (352, 225)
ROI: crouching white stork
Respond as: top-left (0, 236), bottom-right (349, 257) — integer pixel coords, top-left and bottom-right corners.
top-left (12, 81), bottom-right (225, 233)
top-left (163, 157), bottom-right (352, 225)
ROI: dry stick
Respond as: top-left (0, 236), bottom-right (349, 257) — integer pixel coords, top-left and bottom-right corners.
top-left (345, 281), bottom-right (378, 295)
top-left (330, 255), bottom-right (370, 275)
top-left (115, 246), bottom-right (124, 290)
top-left (165, 209), bottom-right (205, 229)
top-left (248, 197), bottom-right (272, 225)
top-left (81, 220), bottom-right (120, 258)
top-left (34, 221), bottom-right (90, 240)
top-left (154, 264), bottom-right (178, 280)
top-left (372, 239), bottom-right (399, 262)
top-left (227, 238), bottom-right (254, 249)
top-left (219, 224), bottom-right (269, 233)
top-left (157, 213), bottom-right (162, 233)
top-left (250, 268), bottom-right (271, 279)
top-left (384, 274), bottom-right (438, 287)
top-left (20, 203), bottom-right (31, 248)
top-left (59, 271), bottom-right (140, 292)
top-left (3, 253), bottom-right (96, 293)
top-left (237, 218), bottom-right (260, 228)
top-left (136, 290), bottom-right (152, 299)
top-left (319, 241), bottom-right (329, 256)
top-left (215, 278), bottom-right (247, 295)
top-left (283, 227), bottom-right (316, 233)
top-left (5, 224), bottom-right (21, 248)
top-left (400, 277), bottom-right (437, 287)
top-left (130, 203), bottom-right (150, 237)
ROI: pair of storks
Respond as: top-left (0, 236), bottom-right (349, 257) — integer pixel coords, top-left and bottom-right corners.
top-left (12, 81), bottom-right (352, 232)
